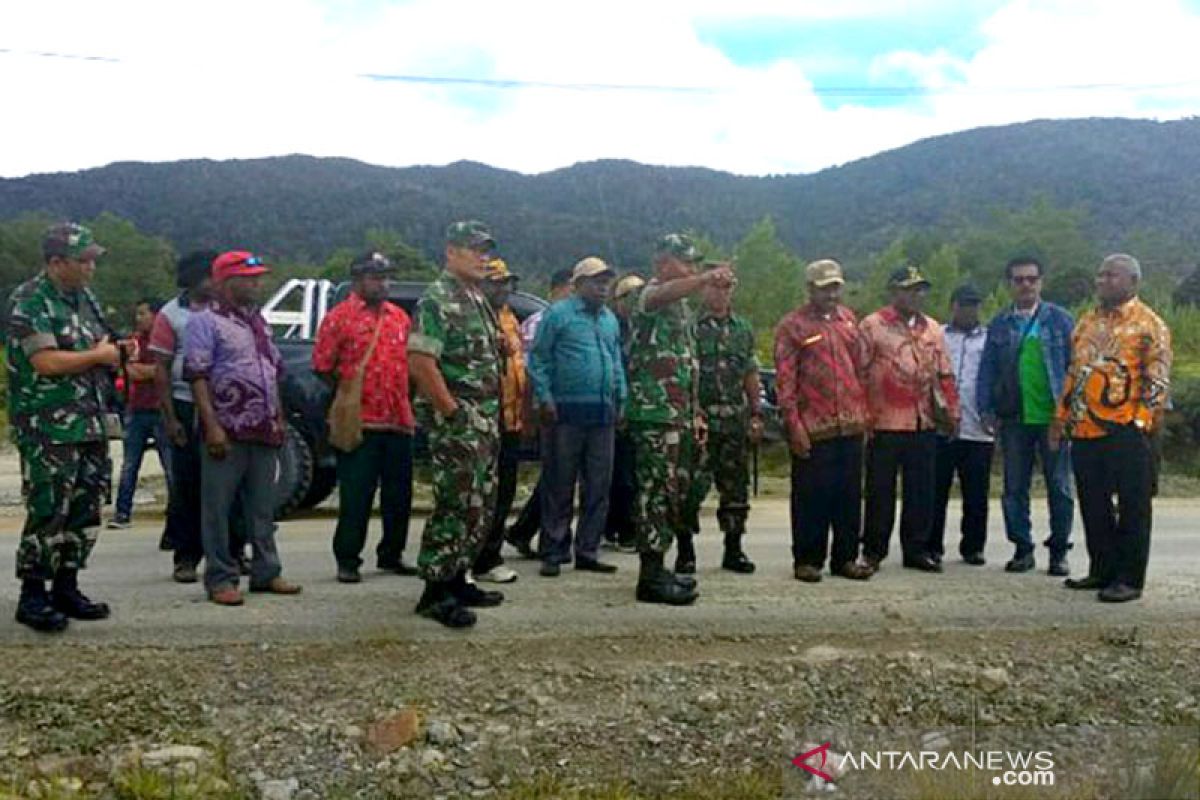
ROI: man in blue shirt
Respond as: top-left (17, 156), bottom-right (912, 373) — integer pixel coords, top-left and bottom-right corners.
top-left (977, 257), bottom-right (1075, 576)
top-left (527, 257), bottom-right (627, 576)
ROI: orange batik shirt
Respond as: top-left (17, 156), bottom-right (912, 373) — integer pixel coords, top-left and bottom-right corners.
top-left (1057, 297), bottom-right (1172, 439)
top-left (497, 305), bottom-right (528, 434)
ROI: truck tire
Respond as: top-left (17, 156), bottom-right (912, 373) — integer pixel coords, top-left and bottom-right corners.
top-left (274, 421), bottom-right (314, 520)
top-left (299, 465), bottom-right (337, 510)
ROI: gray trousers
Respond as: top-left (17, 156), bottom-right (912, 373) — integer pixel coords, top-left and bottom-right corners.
top-left (540, 423), bottom-right (615, 564)
top-left (201, 442), bottom-right (282, 591)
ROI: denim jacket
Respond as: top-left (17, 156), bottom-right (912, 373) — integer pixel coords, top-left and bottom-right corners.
top-left (977, 301), bottom-right (1074, 421)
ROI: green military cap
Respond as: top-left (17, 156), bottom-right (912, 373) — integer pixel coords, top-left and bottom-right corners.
top-left (655, 233), bottom-right (702, 263)
top-left (42, 222), bottom-right (105, 261)
top-left (445, 220), bottom-right (496, 249)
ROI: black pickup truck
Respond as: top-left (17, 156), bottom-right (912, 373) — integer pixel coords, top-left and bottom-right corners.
top-left (270, 281), bottom-right (548, 518)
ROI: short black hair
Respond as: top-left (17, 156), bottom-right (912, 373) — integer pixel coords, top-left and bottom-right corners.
top-left (550, 268), bottom-right (573, 289)
top-left (1005, 256), bottom-right (1044, 280)
top-left (135, 297), bottom-right (163, 313)
top-left (177, 249), bottom-right (218, 289)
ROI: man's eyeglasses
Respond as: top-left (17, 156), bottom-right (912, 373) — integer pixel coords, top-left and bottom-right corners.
top-left (1010, 275), bottom-right (1041, 285)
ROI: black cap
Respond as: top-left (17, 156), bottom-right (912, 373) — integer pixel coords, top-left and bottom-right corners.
top-left (350, 251), bottom-right (398, 277)
top-left (887, 264), bottom-right (931, 290)
top-left (951, 284), bottom-right (984, 305)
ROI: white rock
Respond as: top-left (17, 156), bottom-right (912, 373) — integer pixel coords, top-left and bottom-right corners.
top-left (142, 746), bottom-right (210, 769)
top-left (259, 777), bottom-right (300, 800)
top-left (427, 720), bottom-right (461, 746)
top-left (979, 667), bottom-right (1011, 692)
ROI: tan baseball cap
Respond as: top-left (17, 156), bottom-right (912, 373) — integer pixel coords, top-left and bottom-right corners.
top-left (806, 259), bottom-right (844, 288)
top-left (572, 256), bottom-right (614, 282)
top-left (613, 274), bottom-right (646, 299)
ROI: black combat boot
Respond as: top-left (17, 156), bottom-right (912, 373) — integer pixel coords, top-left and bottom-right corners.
top-left (51, 570), bottom-right (110, 620)
top-left (415, 580), bottom-right (477, 628)
top-left (449, 571), bottom-right (504, 608)
top-left (636, 552), bottom-right (698, 606)
top-left (674, 531), bottom-right (697, 575)
top-left (721, 530), bottom-right (756, 574)
top-left (16, 578), bottom-right (69, 633)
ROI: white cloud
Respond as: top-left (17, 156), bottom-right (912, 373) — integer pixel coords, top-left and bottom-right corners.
top-left (2, 0), bottom-right (1200, 179)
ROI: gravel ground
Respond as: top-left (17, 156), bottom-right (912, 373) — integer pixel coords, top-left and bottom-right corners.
top-left (0, 500), bottom-right (1197, 799)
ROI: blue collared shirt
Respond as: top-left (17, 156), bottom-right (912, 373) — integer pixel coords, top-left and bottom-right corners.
top-left (527, 296), bottom-right (627, 427)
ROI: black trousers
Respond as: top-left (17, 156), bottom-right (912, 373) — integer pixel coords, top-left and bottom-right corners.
top-left (1072, 428), bottom-right (1154, 590)
top-left (332, 430), bottom-right (413, 570)
top-left (790, 435), bottom-right (863, 571)
top-left (507, 479), bottom-right (541, 547)
top-left (473, 431), bottom-right (521, 574)
top-left (931, 438), bottom-right (994, 559)
top-left (863, 430), bottom-right (937, 562)
top-left (605, 429), bottom-right (637, 544)
top-left (165, 399), bottom-right (245, 567)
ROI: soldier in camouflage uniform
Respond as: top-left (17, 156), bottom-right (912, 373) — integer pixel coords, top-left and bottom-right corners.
top-left (7, 223), bottom-right (125, 632)
top-left (407, 221), bottom-right (505, 628)
top-left (681, 266), bottom-right (762, 575)
top-left (626, 233), bottom-right (734, 605)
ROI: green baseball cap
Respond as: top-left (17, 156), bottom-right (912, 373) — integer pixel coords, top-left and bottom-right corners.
top-left (888, 264), bottom-right (931, 290)
top-left (445, 220), bottom-right (496, 250)
top-left (42, 222), bottom-right (105, 261)
top-left (655, 233), bottom-right (702, 263)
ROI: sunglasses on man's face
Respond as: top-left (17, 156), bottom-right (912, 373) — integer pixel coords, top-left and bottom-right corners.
top-left (240, 256), bottom-right (266, 267)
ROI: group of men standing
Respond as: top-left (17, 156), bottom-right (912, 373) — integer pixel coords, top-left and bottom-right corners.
top-left (7, 218), bottom-right (1173, 634)
top-left (773, 253), bottom-right (1171, 606)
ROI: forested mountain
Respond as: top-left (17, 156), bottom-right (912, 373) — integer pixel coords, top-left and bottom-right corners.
top-left (2, 117), bottom-right (1199, 277)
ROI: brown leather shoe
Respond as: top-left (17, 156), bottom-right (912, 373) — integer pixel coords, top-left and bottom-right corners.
top-left (861, 556), bottom-right (882, 575)
top-left (793, 564), bottom-right (823, 583)
top-left (249, 577), bottom-right (303, 595)
top-left (834, 562), bottom-right (873, 580)
top-left (209, 586), bottom-right (244, 606)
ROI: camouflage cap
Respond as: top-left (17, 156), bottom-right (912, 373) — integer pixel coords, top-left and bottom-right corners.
top-left (350, 250), bottom-right (397, 277)
top-left (654, 233), bottom-right (702, 264)
top-left (888, 264), bottom-right (931, 290)
top-left (42, 222), bottom-right (105, 261)
top-left (445, 220), bottom-right (496, 250)
top-left (805, 259), bottom-right (844, 288)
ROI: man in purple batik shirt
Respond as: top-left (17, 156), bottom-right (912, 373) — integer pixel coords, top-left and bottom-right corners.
top-left (183, 251), bottom-right (302, 606)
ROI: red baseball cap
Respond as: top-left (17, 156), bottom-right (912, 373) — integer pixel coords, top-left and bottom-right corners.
top-left (212, 251), bottom-right (271, 283)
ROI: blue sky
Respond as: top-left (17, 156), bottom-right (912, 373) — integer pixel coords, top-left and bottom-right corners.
top-left (3, 0), bottom-right (1200, 177)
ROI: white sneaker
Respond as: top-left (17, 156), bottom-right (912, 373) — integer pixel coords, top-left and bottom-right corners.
top-left (106, 518), bottom-right (132, 530)
top-left (474, 565), bottom-right (519, 584)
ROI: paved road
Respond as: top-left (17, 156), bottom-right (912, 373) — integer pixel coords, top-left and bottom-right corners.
top-left (1, 499), bottom-right (1197, 647)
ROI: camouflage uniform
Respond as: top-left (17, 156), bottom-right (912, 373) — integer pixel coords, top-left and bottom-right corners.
top-left (408, 271), bottom-right (503, 582)
top-left (7, 272), bottom-right (113, 580)
top-left (684, 311), bottom-right (759, 538)
top-left (625, 281), bottom-right (699, 555)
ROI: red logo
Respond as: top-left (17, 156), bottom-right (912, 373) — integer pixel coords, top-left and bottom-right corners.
top-left (792, 742), bottom-right (834, 781)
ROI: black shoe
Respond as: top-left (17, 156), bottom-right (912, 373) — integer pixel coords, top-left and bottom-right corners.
top-left (1065, 575), bottom-right (1104, 590)
top-left (450, 572), bottom-right (504, 607)
top-left (158, 532), bottom-right (174, 552)
top-left (637, 553), bottom-right (698, 606)
top-left (337, 567), bottom-right (362, 584)
top-left (15, 580), bottom-right (69, 633)
top-left (962, 552), bottom-right (986, 566)
top-left (1098, 583), bottom-right (1142, 603)
top-left (902, 555), bottom-right (943, 573)
top-left (377, 559), bottom-right (419, 576)
top-left (505, 534), bottom-right (538, 560)
top-left (575, 558), bottom-right (618, 574)
top-left (540, 561), bottom-right (561, 577)
top-left (1048, 555), bottom-right (1070, 577)
top-left (51, 571), bottom-right (110, 620)
top-left (794, 564), bottom-right (823, 583)
top-left (415, 582), bottom-right (477, 628)
top-left (670, 571), bottom-right (698, 590)
top-left (172, 562), bottom-right (199, 584)
top-left (929, 552), bottom-right (944, 564)
top-left (722, 549), bottom-right (756, 574)
top-left (1005, 552), bottom-right (1036, 573)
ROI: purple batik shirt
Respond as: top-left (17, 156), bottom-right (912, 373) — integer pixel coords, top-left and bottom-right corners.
top-left (182, 300), bottom-right (285, 446)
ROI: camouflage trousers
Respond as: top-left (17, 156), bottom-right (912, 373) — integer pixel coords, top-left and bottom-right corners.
top-left (630, 423), bottom-right (698, 555)
top-left (684, 425), bottom-right (751, 537)
top-left (16, 440), bottom-right (111, 580)
top-left (417, 402), bottom-right (500, 582)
